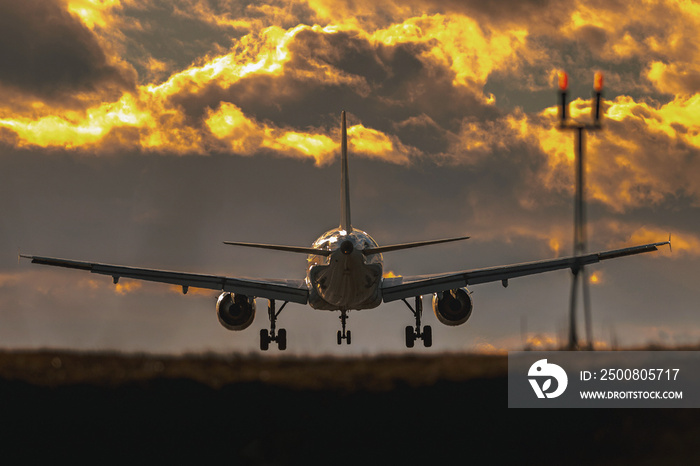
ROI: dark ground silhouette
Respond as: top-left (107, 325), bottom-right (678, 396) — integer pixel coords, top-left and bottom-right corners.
top-left (0, 350), bottom-right (697, 464)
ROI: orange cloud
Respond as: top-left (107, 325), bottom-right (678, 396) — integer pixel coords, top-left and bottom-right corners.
top-left (0, 0), bottom-right (697, 194)
top-left (472, 342), bottom-right (507, 354)
top-left (371, 14), bottom-right (528, 94)
top-left (558, 0), bottom-right (700, 95)
top-left (0, 14), bottom-right (420, 165)
top-left (205, 102), bottom-right (344, 164)
top-left (114, 280), bottom-right (142, 295)
top-left (524, 333), bottom-right (558, 350)
top-left (348, 124), bottom-right (416, 164)
top-left (66, 0), bottom-right (123, 30)
top-left (0, 273), bottom-right (21, 287)
top-left (0, 18), bottom-right (304, 153)
top-left (501, 92), bottom-right (700, 213)
top-left (204, 102), bottom-right (415, 164)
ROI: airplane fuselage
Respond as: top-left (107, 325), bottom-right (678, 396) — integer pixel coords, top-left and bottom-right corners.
top-left (306, 227), bottom-right (384, 311)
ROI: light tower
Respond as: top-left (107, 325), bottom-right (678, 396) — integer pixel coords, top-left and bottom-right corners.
top-left (557, 71), bottom-right (604, 350)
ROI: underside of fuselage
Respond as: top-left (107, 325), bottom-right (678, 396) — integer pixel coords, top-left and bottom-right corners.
top-left (306, 228), bottom-right (384, 310)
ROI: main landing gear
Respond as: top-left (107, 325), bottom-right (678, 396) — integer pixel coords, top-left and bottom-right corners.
top-left (260, 300), bottom-right (288, 351)
top-left (402, 296), bottom-right (432, 348)
top-left (337, 310), bottom-right (351, 345)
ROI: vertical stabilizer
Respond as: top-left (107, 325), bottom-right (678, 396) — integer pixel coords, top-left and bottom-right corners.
top-left (340, 111), bottom-right (352, 232)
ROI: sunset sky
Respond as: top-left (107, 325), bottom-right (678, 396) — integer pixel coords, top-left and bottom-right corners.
top-left (1, 0), bottom-right (698, 355)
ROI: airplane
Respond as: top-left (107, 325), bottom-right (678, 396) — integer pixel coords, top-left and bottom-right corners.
top-left (20, 111), bottom-right (670, 351)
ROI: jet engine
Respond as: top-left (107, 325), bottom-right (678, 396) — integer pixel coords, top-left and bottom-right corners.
top-left (216, 292), bottom-right (256, 330)
top-left (432, 288), bottom-right (473, 326)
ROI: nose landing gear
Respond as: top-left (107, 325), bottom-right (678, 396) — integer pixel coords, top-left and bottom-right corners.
top-left (337, 309), bottom-right (351, 345)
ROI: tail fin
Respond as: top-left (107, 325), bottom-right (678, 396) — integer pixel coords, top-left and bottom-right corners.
top-left (340, 110), bottom-right (352, 232)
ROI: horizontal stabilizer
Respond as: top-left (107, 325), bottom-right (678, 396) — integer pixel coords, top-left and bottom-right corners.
top-left (223, 241), bottom-right (332, 256)
top-left (363, 236), bottom-right (470, 255)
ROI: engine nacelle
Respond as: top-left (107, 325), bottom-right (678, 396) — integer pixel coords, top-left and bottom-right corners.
top-left (432, 288), bottom-right (473, 326)
top-left (216, 292), bottom-right (256, 331)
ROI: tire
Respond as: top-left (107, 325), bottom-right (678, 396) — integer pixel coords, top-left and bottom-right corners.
top-left (346, 330), bottom-right (352, 345)
top-left (277, 328), bottom-right (287, 351)
top-left (405, 326), bottom-right (415, 348)
top-left (423, 325), bottom-right (433, 348)
top-left (260, 329), bottom-right (270, 351)
top-left (337, 330), bottom-right (342, 345)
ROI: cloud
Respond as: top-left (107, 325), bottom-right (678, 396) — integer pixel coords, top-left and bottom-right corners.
top-left (556, 0), bottom-right (700, 95)
top-left (204, 101), bottom-right (336, 163)
top-left (647, 61), bottom-right (700, 97)
top-left (0, 0), bottom-right (697, 215)
top-left (523, 333), bottom-right (559, 351)
top-left (0, 272), bottom-right (20, 288)
top-left (204, 102), bottom-right (415, 164)
top-left (0, 0), bottom-right (133, 102)
top-left (499, 93), bottom-right (700, 214)
top-left (0, 1), bottom-right (525, 159)
top-left (114, 280), bottom-right (143, 295)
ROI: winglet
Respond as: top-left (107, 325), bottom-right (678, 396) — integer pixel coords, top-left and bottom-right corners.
top-left (668, 233), bottom-right (672, 253)
top-left (340, 110), bottom-right (352, 233)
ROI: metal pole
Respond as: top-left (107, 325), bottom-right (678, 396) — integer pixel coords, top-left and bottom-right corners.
top-left (574, 127), bottom-right (587, 255)
top-left (558, 71), bottom-right (603, 351)
top-left (568, 270), bottom-right (579, 349)
top-left (568, 127), bottom-right (585, 350)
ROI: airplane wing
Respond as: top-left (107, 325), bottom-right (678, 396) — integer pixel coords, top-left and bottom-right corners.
top-left (381, 241), bottom-right (670, 303)
top-left (20, 255), bottom-right (309, 304)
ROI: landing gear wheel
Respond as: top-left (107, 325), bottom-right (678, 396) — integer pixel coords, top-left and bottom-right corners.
top-left (277, 328), bottom-right (287, 350)
top-left (405, 325), bottom-right (415, 348)
top-left (423, 325), bottom-right (432, 348)
top-left (337, 330), bottom-right (342, 345)
top-left (260, 329), bottom-right (270, 351)
top-left (346, 330), bottom-right (351, 345)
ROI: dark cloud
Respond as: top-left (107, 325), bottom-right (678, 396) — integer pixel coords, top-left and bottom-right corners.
top-left (114, 0), bottom-right (320, 84)
top-left (575, 25), bottom-right (608, 50)
top-left (119, 0), bottom-right (245, 83)
top-left (0, 0), bottom-right (133, 100)
top-left (285, 29), bottom-right (500, 130)
top-left (169, 27), bottom-right (497, 153)
top-left (306, 0), bottom-right (563, 32)
top-left (410, 0), bottom-right (565, 30)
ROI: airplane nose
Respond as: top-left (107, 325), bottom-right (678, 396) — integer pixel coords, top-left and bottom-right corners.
top-left (340, 240), bottom-right (354, 255)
